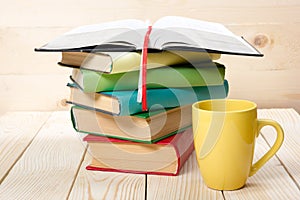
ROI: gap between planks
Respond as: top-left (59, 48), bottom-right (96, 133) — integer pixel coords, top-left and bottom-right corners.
top-left (0, 117), bottom-right (49, 183)
top-left (0, 111), bottom-right (87, 200)
top-left (223, 109), bottom-right (300, 200)
top-left (66, 146), bottom-right (88, 200)
top-left (261, 133), bottom-right (300, 191)
top-left (259, 109), bottom-right (300, 190)
top-left (1, 109), bottom-right (298, 200)
top-left (67, 145), bottom-right (146, 200)
top-left (0, 111), bottom-right (52, 184)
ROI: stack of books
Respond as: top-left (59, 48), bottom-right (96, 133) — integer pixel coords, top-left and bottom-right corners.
top-left (65, 50), bottom-right (228, 176)
top-left (35, 16), bottom-right (261, 176)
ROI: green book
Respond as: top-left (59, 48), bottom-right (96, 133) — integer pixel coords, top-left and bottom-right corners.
top-left (71, 62), bottom-right (225, 93)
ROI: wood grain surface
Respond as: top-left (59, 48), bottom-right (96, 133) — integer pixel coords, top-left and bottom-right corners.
top-left (0, 1), bottom-right (299, 111)
top-left (0, 109), bottom-right (299, 199)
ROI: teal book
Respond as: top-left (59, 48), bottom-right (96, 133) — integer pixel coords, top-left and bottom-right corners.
top-left (71, 62), bottom-right (225, 93)
top-left (67, 80), bottom-right (229, 116)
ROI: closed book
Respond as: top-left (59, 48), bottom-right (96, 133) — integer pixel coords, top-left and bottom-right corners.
top-left (59, 50), bottom-right (220, 73)
top-left (84, 128), bottom-right (194, 176)
top-left (71, 62), bottom-right (225, 92)
top-left (71, 105), bottom-right (192, 143)
top-left (67, 80), bottom-right (229, 116)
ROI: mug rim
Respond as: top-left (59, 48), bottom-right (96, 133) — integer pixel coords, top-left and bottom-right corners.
top-left (192, 99), bottom-right (257, 113)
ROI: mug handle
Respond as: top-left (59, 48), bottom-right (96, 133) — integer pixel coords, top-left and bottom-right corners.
top-left (249, 119), bottom-right (284, 177)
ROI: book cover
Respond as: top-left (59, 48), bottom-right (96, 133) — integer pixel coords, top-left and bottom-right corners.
top-left (67, 80), bottom-right (229, 116)
top-left (35, 16), bottom-right (262, 57)
top-left (84, 128), bottom-right (194, 176)
top-left (71, 62), bottom-right (226, 93)
top-left (59, 50), bottom-right (221, 74)
top-left (71, 105), bottom-right (192, 143)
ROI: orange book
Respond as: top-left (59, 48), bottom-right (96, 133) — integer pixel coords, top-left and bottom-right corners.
top-left (84, 128), bottom-right (194, 176)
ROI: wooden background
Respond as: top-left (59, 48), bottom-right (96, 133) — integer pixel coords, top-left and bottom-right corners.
top-left (0, 0), bottom-right (299, 113)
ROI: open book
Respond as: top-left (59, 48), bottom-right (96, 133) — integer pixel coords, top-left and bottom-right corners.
top-left (35, 16), bottom-right (262, 56)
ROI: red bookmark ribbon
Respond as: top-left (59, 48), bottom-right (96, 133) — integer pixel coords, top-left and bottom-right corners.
top-left (141, 25), bottom-right (152, 111)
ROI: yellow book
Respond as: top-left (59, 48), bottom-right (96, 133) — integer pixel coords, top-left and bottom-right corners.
top-left (59, 50), bottom-right (220, 74)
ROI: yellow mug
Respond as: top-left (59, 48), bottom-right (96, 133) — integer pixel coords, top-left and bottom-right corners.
top-left (192, 99), bottom-right (284, 190)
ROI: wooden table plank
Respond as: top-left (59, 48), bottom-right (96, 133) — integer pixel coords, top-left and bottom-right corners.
top-left (0, 111), bottom-right (51, 183)
top-left (258, 109), bottom-right (300, 188)
top-left (0, 109), bottom-right (298, 199)
top-left (224, 123), bottom-right (300, 199)
top-left (147, 151), bottom-right (224, 200)
top-left (0, 111), bottom-right (86, 200)
top-left (68, 151), bottom-right (146, 200)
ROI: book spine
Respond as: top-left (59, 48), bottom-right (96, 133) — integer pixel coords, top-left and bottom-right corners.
top-left (168, 128), bottom-right (194, 175)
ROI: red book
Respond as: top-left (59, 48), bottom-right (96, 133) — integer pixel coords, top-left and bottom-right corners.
top-left (84, 128), bottom-right (194, 176)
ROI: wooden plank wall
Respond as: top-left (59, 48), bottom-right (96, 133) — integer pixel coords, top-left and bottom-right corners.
top-left (0, 0), bottom-right (299, 112)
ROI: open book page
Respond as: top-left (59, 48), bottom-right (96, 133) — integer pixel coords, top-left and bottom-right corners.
top-left (65, 19), bottom-right (147, 35)
top-left (151, 16), bottom-right (261, 56)
top-left (38, 19), bottom-right (147, 51)
top-left (153, 16), bottom-right (235, 36)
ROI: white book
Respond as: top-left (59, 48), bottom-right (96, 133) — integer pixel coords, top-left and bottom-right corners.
top-left (35, 16), bottom-right (262, 57)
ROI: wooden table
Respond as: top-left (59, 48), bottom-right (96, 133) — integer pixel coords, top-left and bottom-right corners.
top-left (0, 109), bottom-right (299, 200)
